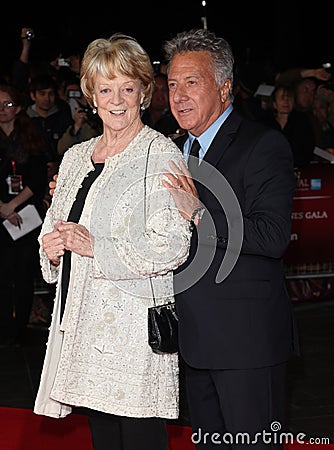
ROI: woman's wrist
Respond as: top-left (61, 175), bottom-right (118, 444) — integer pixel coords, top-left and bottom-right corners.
top-left (189, 206), bottom-right (205, 231)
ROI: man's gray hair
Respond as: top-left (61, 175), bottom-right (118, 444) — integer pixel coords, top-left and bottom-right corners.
top-left (163, 28), bottom-right (234, 89)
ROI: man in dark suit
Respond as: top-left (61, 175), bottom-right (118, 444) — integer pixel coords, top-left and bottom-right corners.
top-left (162, 29), bottom-right (299, 449)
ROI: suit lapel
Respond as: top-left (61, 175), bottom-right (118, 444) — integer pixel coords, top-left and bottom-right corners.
top-left (174, 133), bottom-right (188, 152)
top-left (202, 109), bottom-right (241, 172)
top-left (174, 110), bottom-right (242, 174)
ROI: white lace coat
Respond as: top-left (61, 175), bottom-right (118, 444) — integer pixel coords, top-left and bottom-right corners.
top-left (34, 126), bottom-right (191, 419)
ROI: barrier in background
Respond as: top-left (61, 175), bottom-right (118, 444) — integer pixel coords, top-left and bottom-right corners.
top-left (284, 162), bottom-right (334, 301)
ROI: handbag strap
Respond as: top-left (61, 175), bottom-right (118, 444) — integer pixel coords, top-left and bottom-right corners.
top-left (143, 136), bottom-right (159, 307)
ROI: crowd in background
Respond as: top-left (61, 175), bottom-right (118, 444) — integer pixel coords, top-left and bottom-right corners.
top-left (0, 26), bottom-right (334, 347)
top-left (3, 27), bottom-right (334, 167)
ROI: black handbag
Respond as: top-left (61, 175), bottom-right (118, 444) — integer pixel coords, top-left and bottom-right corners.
top-left (148, 300), bottom-right (178, 354)
top-left (144, 138), bottom-right (179, 354)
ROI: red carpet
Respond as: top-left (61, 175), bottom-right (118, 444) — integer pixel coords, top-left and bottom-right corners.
top-left (0, 407), bottom-right (195, 450)
top-left (0, 407), bottom-right (333, 450)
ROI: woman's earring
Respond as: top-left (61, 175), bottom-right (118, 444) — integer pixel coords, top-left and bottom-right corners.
top-left (92, 107), bottom-right (97, 114)
top-left (140, 104), bottom-right (145, 111)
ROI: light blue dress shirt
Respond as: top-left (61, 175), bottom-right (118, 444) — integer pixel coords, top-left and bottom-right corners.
top-left (184, 104), bottom-right (233, 164)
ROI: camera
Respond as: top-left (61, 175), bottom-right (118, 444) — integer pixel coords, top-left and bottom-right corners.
top-left (78, 107), bottom-right (90, 114)
top-left (23, 29), bottom-right (35, 41)
top-left (58, 58), bottom-right (70, 67)
top-left (322, 62), bottom-right (332, 71)
top-left (67, 90), bottom-right (82, 99)
top-left (322, 62), bottom-right (334, 91)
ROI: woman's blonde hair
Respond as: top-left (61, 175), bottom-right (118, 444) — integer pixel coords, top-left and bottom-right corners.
top-left (80, 33), bottom-right (154, 109)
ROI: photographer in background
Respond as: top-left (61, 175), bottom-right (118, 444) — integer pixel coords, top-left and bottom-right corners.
top-left (275, 65), bottom-right (331, 85)
top-left (316, 66), bottom-right (334, 128)
top-left (26, 73), bottom-right (73, 161)
top-left (141, 72), bottom-right (181, 137)
top-left (57, 79), bottom-right (102, 158)
top-left (312, 92), bottom-right (334, 150)
top-left (11, 27), bottom-right (35, 106)
top-left (26, 73), bottom-right (73, 211)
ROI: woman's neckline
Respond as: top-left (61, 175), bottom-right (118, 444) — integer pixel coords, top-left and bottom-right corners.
top-left (91, 126), bottom-right (147, 163)
top-left (91, 159), bottom-right (104, 167)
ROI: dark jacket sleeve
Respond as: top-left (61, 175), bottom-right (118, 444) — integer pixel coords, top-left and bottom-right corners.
top-left (241, 129), bottom-right (296, 258)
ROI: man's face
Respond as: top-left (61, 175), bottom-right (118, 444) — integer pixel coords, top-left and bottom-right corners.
top-left (31, 88), bottom-right (56, 113)
top-left (167, 51), bottom-right (230, 136)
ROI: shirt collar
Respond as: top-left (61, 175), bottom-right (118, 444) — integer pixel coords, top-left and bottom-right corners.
top-left (185, 104), bottom-right (233, 159)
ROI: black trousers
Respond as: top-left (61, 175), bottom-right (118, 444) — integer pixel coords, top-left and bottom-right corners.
top-left (0, 240), bottom-right (39, 343)
top-left (86, 409), bottom-right (169, 450)
top-left (185, 362), bottom-right (287, 450)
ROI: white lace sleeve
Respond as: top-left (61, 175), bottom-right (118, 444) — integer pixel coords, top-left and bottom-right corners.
top-left (38, 210), bottom-right (61, 284)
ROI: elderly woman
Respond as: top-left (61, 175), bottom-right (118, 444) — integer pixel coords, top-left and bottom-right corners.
top-left (33, 33), bottom-right (192, 450)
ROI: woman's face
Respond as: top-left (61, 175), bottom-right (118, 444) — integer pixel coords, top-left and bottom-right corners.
top-left (273, 88), bottom-right (294, 114)
top-left (93, 72), bottom-right (144, 132)
top-left (0, 91), bottom-right (21, 126)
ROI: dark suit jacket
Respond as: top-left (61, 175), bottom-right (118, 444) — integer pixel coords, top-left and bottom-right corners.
top-left (173, 108), bottom-right (299, 369)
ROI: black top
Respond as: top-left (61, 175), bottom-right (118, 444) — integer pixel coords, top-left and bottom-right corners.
top-left (60, 162), bottom-right (104, 321)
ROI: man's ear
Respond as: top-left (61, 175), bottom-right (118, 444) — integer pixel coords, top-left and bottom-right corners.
top-left (220, 80), bottom-right (232, 103)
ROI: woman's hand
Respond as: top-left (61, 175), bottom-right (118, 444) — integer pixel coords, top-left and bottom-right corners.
top-left (56, 221), bottom-right (94, 257)
top-left (41, 224), bottom-right (65, 266)
top-left (162, 159), bottom-right (202, 222)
